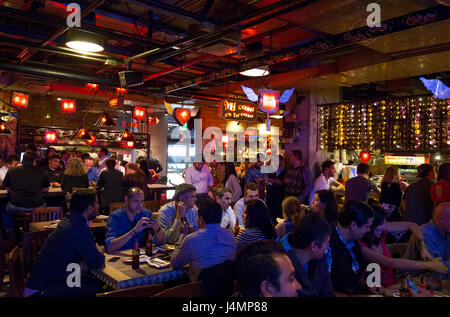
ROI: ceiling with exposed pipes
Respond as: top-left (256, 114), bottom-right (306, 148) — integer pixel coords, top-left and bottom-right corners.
top-left (0, 0), bottom-right (449, 111)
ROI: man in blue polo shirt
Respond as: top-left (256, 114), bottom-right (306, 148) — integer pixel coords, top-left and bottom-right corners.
top-left (105, 187), bottom-right (164, 253)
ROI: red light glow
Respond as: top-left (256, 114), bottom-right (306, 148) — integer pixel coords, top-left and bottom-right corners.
top-left (44, 131), bottom-right (57, 143)
top-left (12, 92), bottom-right (29, 109)
top-left (61, 99), bottom-right (76, 113)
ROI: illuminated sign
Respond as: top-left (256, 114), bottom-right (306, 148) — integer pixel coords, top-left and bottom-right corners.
top-left (219, 99), bottom-right (256, 121)
top-left (384, 154), bottom-right (427, 166)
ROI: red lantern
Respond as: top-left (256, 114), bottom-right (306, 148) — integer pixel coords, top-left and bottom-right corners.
top-left (61, 99), bottom-right (76, 113)
top-left (133, 106), bottom-right (146, 120)
top-left (259, 90), bottom-right (280, 114)
top-left (11, 92), bottom-right (29, 109)
top-left (360, 151), bottom-right (371, 163)
top-left (266, 147), bottom-right (272, 155)
top-left (86, 135), bottom-right (96, 145)
top-left (86, 83), bottom-right (98, 91)
top-left (44, 131), bottom-right (57, 143)
top-left (173, 108), bottom-right (191, 126)
top-left (126, 140), bottom-right (135, 148)
top-left (116, 87), bottom-right (127, 96)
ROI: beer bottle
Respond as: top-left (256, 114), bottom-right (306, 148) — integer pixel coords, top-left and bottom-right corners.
top-left (145, 232), bottom-right (153, 257)
top-left (399, 276), bottom-right (409, 297)
top-left (234, 221), bottom-right (240, 236)
top-left (132, 239), bottom-right (140, 269)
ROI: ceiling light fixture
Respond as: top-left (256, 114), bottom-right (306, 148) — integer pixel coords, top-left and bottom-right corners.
top-left (65, 28), bottom-right (104, 53)
top-left (119, 128), bottom-right (135, 142)
top-left (95, 112), bottom-right (115, 127)
top-left (239, 66), bottom-right (270, 77)
top-left (0, 119), bottom-right (13, 135)
top-left (72, 128), bottom-right (92, 140)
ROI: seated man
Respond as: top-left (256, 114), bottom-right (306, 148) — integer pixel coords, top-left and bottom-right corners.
top-left (23, 189), bottom-right (105, 297)
top-left (421, 202), bottom-right (450, 279)
top-left (233, 182), bottom-right (259, 227)
top-left (286, 213), bottom-right (335, 297)
top-left (159, 183), bottom-right (198, 244)
top-left (329, 200), bottom-right (374, 295)
top-left (236, 240), bottom-right (302, 297)
top-left (171, 199), bottom-right (236, 281)
top-left (215, 187), bottom-right (236, 232)
top-left (42, 154), bottom-right (64, 188)
top-left (105, 187), bottom-right (163, 253)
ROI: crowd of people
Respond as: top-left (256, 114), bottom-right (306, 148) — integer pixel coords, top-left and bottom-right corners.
top-left (3, 147), bottom-right (449, 298)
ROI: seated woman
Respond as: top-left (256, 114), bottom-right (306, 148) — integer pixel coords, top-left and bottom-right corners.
top-left (311, 190), bottom-right (339, 226)
top-left (358, 204), bottom-right (447, 288)
top-left (235, 199), bottom-right (276, 250)
top-left (61, 157), bottom-right (89, 194)
top-left (275, 196), bottom-right (304, 238)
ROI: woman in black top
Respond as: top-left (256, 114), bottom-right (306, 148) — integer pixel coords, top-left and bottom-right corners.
top-left (61, 157), bottom-right (89, 194)
top-left (379, 167), bottom-right (408, 222)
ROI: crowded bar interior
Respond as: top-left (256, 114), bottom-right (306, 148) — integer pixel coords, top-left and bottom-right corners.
top-left (0, 0), bottom-right (449, 301)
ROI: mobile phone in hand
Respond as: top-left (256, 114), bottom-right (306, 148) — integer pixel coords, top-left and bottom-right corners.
top-left (407, 277), bottom-right (419, 293)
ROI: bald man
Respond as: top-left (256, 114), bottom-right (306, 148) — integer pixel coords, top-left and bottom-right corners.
top-left (421, 202), bottom-right (450, 279)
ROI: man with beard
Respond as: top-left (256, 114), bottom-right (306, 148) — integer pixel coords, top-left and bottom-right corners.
top-left (23, 189), bottom-right (105, 297)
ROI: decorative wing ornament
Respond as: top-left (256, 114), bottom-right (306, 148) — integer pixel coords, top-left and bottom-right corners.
top-left (420, 77), bottom-right (450, 99)
top-left (279, 88), bottom-right (295, 103)
top-left (241, 85), bottom-right (259, 102)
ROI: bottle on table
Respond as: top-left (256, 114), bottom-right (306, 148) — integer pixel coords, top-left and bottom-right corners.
top-left (132, 239), bottom-right (140, 269)
top-left (145, 232), bottom-right (153, 257)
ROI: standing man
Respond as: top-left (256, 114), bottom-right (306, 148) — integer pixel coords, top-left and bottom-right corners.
top-left (97, 158), bottom-right (124, 214)
top-left (215, 187), bottom-right (236, 232)
top-left (105, 187), bottom-right (164, 253)
top-left (23, 189), bottom-right (105, 297)
top-left (41, 155), bottom-right (64, 188)
top-left (185, 160), bottom-right (213, 206)
top-left (158, 183), bottom-right (199, 244)
top-left (314, 160), bottom-right (345, 192)
top-left (284, 150), bottom-right (313, 205)
top-left (83, 155), bottom-right (99, 186)
top-left (2, 151), bottom-right (50, 238)
top-left (345, 163), bottom-right (380, 202)
top-left (0, 154), bottom-right (19, 184)
top-left (98, 147), bottom-right (109, 171)
top-left (233, 182), bottom-right (259, 227)
top-left (404, 164), bottom-right (436, 225)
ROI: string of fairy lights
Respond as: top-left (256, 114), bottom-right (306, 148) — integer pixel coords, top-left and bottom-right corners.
top-left (317, 95), bottom-right (450, 152)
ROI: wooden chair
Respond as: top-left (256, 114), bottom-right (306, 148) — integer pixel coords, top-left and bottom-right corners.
top-left (143, 200), bottom-right (161, 213)
top-left (32, 207), bottom-right (63, 223)
top-left (22, 230), bottom-right (51, 275)
top-left (152, 281), bottom-right (202, 297)
top-left (97, 283), bottom-right (165, 297)
top-left (109, 202), bottom-right (125, 213)
top-left (7, 246), bottom-right (25, 297)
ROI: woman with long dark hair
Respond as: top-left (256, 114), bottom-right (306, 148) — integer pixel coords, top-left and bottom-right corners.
top-left (358, 204), bottom-right (446, 288)
top-left (311, 190), bottom-right (339, 226)
top-left (223, 162), bottom-right (242, 203)
top-left (236, 199), bottom-right (276, 250)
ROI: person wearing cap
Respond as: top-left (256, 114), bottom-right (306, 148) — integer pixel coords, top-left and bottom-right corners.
top-left (404, 164), bottom-right (436, 225)
top-left (158, 183), bottom-right (198, 244)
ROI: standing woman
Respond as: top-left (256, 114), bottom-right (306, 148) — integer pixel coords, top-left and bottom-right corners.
top-left (237, 162), bottom-right (247, 194)
top-left (223, 162), bottom-right (242, 203)
top-left (61, 157), bottom-right (89, 194)
top-left (379, 166), bottom-right (408, 222)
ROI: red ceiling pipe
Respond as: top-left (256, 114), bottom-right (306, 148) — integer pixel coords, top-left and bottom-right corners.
top-left (143, 55), bottom-right (211, 82)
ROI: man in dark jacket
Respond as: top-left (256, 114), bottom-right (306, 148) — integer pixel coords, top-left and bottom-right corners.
top-left (287, 213), bottom-right (335, 297)
top-left (23, 189), bottom-right (105, 297)
top-left (97, 158), bottom-right (124, 214)
top-left (328, 200), bottom-right (375, 295)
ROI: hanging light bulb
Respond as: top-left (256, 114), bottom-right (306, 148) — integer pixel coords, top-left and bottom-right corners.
top-left (119, 128), bottom-right (135, 142)
top-left (72, 128), bottom-right (92, 140)
top-left (0, 119), bottom-right (13, 135)
top-left (44, 131), bottom-right (57, 143)
top-left (95, 112), bottom-right (115, 127)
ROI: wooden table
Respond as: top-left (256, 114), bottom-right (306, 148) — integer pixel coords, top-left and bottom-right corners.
top-left (147, 184), bottom-right (177, 200)
top-left (92, 247), bottom-right (186, 290)
top-left (0, 186), bottom-right (64, 199)
top-left (29, 217), bottom-right (107, 232)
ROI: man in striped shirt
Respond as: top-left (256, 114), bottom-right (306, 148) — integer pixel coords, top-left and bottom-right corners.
top-left (171, 199), bottom-right (236, 281)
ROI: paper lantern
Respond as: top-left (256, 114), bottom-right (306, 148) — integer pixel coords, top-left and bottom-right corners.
top-left (61, 99), bottom-right (76, 114)
top-left (126, 140), bottom-right (135, 148)
top-left (44, 131), bottom-right (57, 143)
top-left (173, 108), bottom-right (191, 126)
top-left (116, 87), bottom-right (127, 96)
top-left (360, 151), bottom-right (371, 163)
top-left (11, 92), bottom-right (29, 109)
top-left (133, 106), bottom-right (146, 120)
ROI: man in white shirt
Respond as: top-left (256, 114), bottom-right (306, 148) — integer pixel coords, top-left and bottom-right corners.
top-left (0, 155), bottom-right (19, 184)
top-left (185, 161), bottom-right (213, 206)
top-left (314, 160), bottom-right (344, 193)
top-left (215, 187), bottom-right (236, 232)
top-left (233, 182), bottom-right (259, 227)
